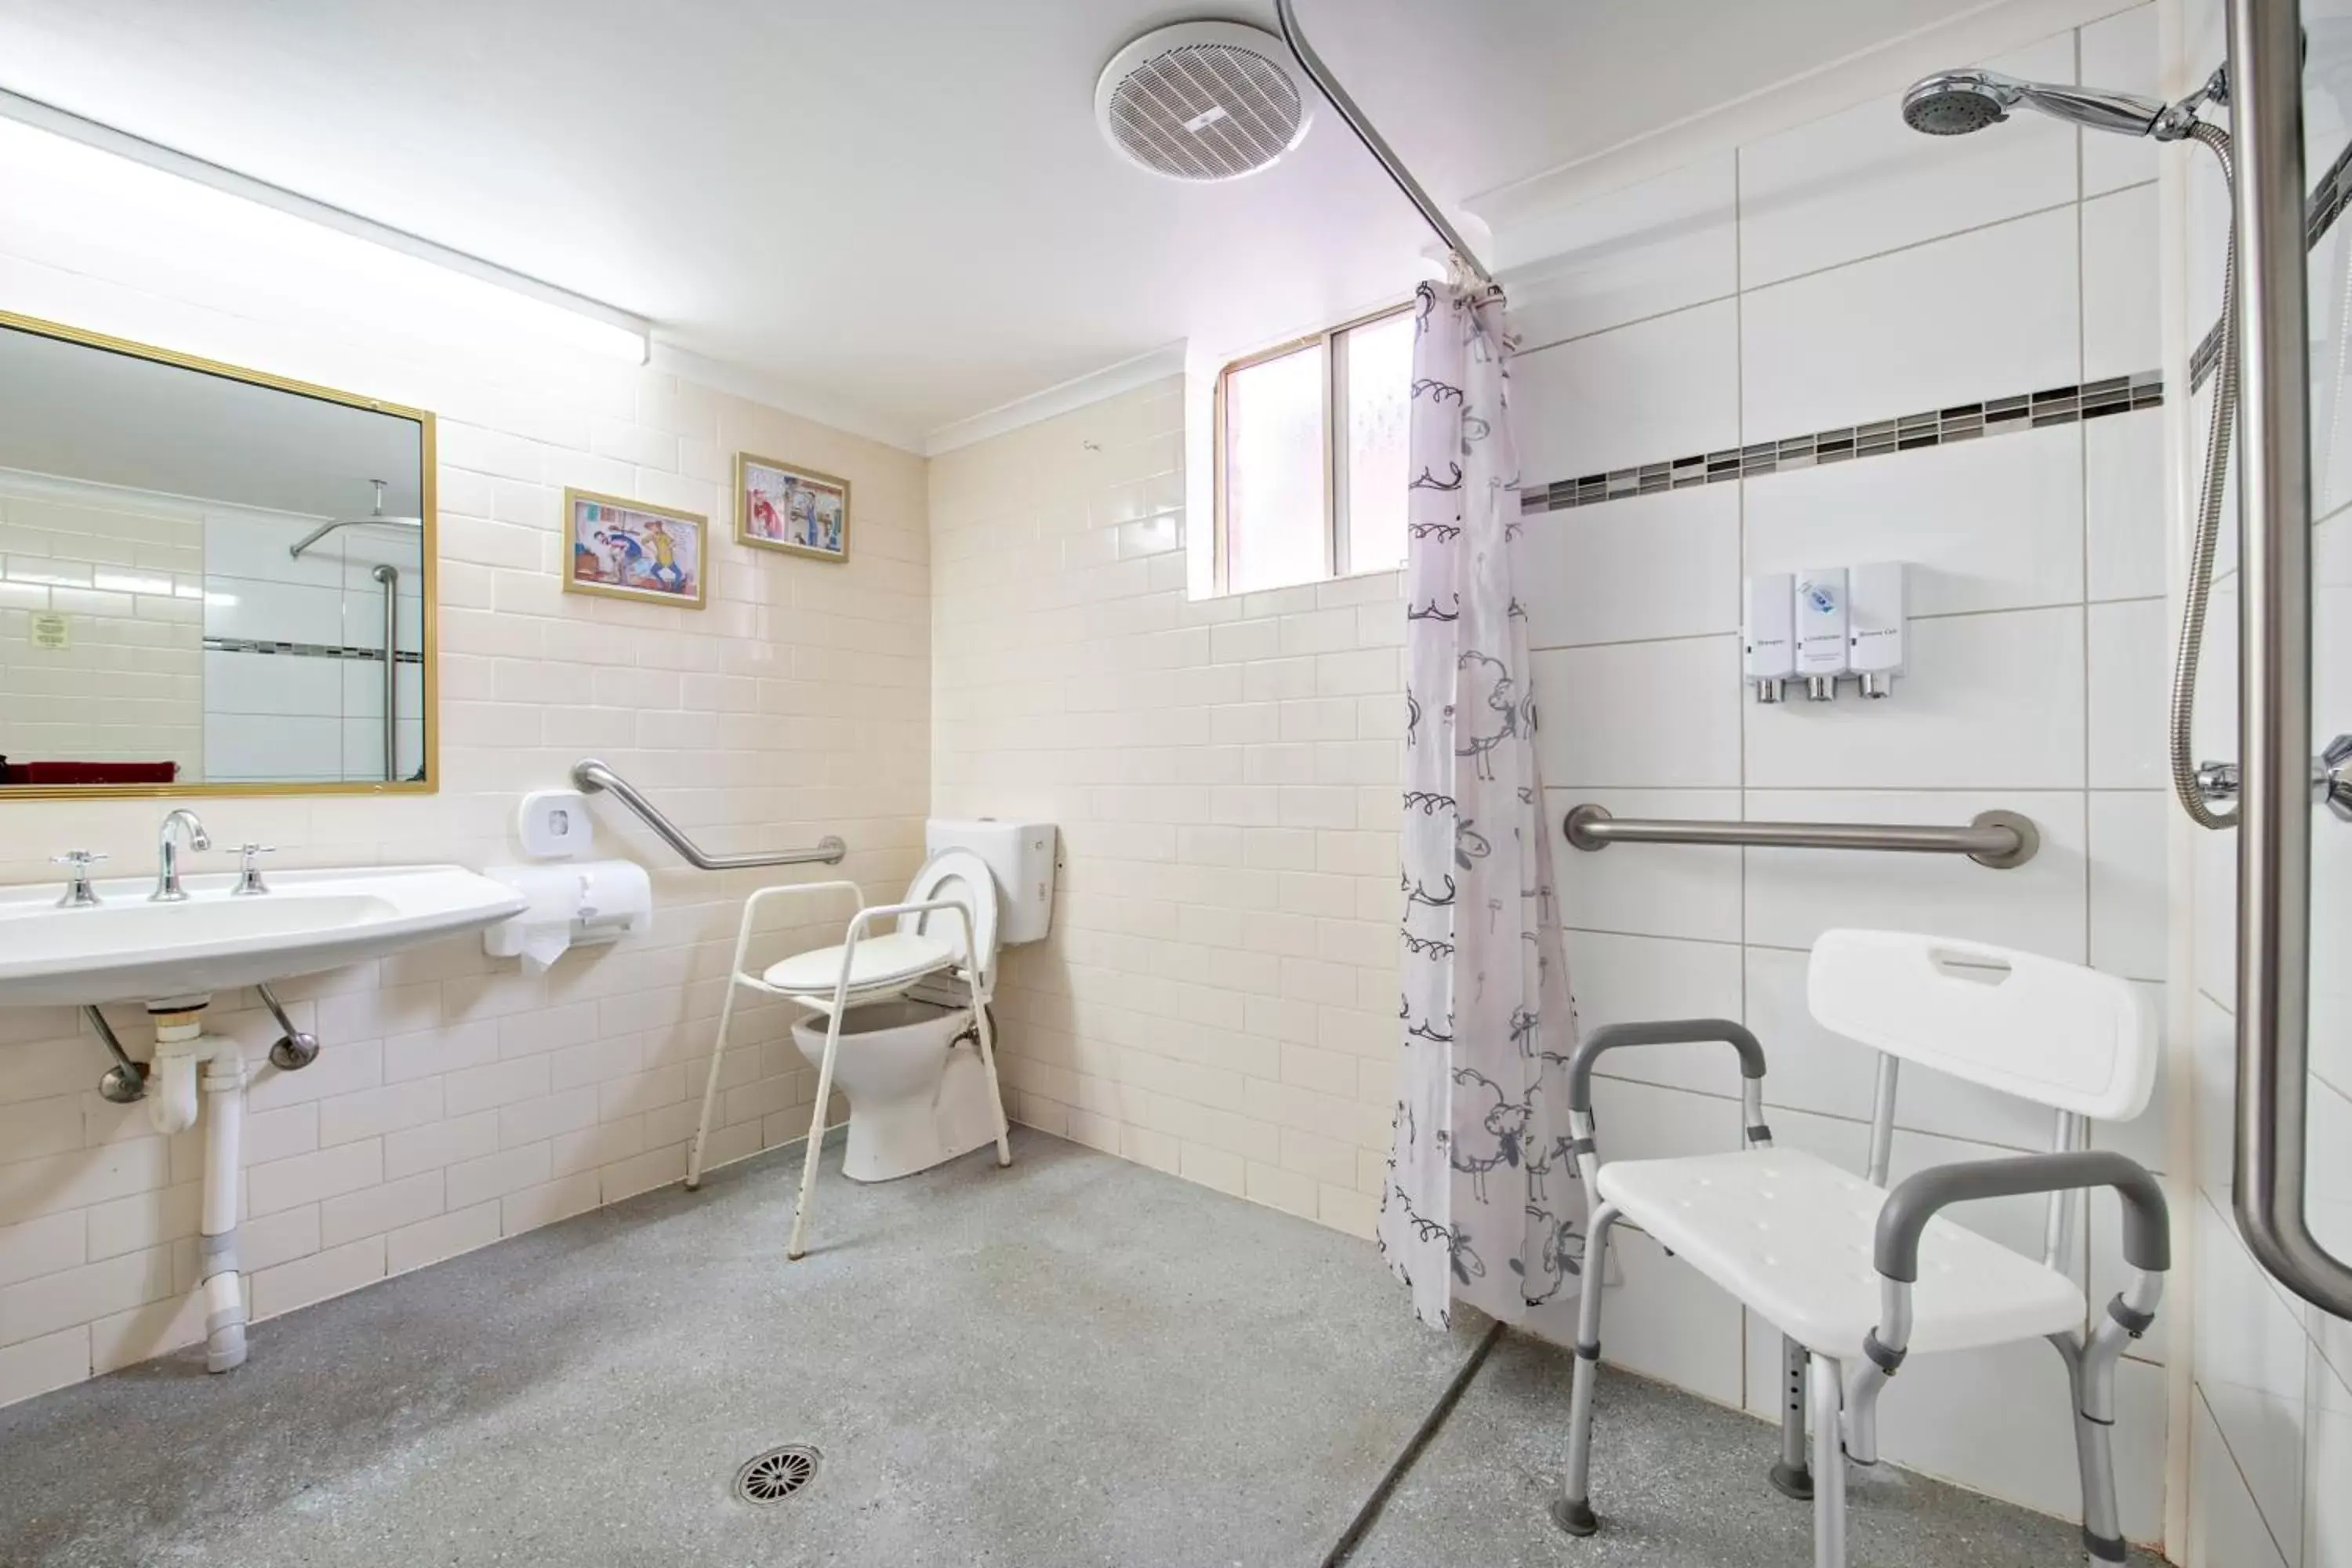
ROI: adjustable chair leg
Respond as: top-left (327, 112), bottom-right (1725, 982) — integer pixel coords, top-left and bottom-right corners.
top-left (684, 977), bottom-right (742, 1190)
top-left (785, 1009), bottom-right (844, 1261)
top-left (1772, 1334), bottom-right (1816, 1500)
top-left (2060, 1334), bottom-right (2132, 1564)
top-left (1809, 1353), bottom-right (1848, 1568)
top-left (1552, 1203), bottom-right (1620, 1537)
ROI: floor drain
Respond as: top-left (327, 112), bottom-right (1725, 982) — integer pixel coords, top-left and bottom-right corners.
top-left (734, 1444), bottom-right (820, 1504)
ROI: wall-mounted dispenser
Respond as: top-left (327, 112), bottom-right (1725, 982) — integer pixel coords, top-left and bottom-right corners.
top-left (484, 787), bottom-right (652, 972)
top-left (1743, 572), bottom-right (1795, 703)
top-left (1795, 567), bottom-right (1849, 702)
top-left (1847, 561), bottom-right (1907, 699)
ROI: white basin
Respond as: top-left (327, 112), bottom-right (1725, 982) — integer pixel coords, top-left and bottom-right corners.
top-left (0, 865), bottom-right (530, 1007)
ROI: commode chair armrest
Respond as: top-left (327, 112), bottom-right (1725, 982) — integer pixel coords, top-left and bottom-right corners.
top-left (1873, 1150), bottom-right (2170, 1285)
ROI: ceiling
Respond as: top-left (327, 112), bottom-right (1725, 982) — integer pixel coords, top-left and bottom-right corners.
top-left (0, 0), bottom-right (2054, 446)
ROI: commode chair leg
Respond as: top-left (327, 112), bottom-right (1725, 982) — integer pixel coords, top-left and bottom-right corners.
top-left (786, 1006), bottom-right (845, 1261)
top-left (971, 988), bottom-right (1011, 1167)
top-left (1552, 1201), bottom-right (1620, 1537)
top-left (1809, 1353), bottom-right (1848, 1568)
top-left (684, 975), bottom-right (742, 1191)
top-left (1772, 1334), bottom-right (1815, 1501)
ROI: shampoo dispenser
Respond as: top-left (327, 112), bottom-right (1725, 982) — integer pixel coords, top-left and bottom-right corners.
top-left (1848, 561), bottom-right (1907, 699)
top-left (1743, 573), bottom-right (1796, 703)
top-left (1795, 568), bottom-right (1849, 701)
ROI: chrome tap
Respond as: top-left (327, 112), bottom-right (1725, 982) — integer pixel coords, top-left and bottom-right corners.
top-left (152, 809), bottom-right (212, 902)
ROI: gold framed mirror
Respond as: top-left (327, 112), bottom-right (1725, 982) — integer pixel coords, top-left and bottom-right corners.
top-left (0, 310), bottom-right (437, 799)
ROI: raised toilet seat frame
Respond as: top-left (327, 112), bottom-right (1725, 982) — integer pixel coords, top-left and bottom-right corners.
top-left (684, 876), bottom-right (1012, 1259)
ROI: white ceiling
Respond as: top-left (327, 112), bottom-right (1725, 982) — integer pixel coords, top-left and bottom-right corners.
top-left (0, 1), bottom-right (2079, 446)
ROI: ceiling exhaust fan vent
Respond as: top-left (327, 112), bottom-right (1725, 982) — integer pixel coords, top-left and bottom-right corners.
top-left (1094, 21), bottom-right (1312, 183)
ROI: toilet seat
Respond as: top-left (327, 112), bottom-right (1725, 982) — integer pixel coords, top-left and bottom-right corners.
top-left (757, 848), bottom-right (1000, 1004)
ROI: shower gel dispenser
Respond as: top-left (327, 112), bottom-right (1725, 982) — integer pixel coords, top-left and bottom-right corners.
top-left (1795, 568), bottom-right (1849, 701)
top-left (1848, 561), bottom-right (1907, 698)
top-left (1744, 573), bottom-right (1796, 703)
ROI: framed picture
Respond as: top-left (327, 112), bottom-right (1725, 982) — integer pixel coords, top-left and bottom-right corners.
top-left (564, 488), bottom-right (707, 608)
top-left (736, 452), bottom-right (851, 563)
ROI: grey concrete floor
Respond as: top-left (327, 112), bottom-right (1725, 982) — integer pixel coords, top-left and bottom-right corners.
top-left (1346, 1329), bottom-right (2168, 1568)
top-left (0, 1129), bottom-right (2165, 1567)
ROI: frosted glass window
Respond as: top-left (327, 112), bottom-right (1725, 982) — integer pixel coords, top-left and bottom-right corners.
top-left (1214, 303), bottom-right (1413, 596)
top-left (1338, 309), bottom-right (1413, 575)
top-left (1222, 341), bottom-right (1327, 594)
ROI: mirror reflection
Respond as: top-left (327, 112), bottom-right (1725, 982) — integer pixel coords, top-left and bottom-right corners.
top-left (0, 319), bottom-right (430, 792)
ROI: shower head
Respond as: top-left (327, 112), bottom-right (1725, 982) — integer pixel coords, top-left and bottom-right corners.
top-left (1901, 68), bottom-right (2190, 140)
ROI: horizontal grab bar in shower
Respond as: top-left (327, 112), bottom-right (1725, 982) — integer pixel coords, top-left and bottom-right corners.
top-left (1562, 804), bottom-right (2038, 870)
top-left (572, 759), bottom-right (846, 871)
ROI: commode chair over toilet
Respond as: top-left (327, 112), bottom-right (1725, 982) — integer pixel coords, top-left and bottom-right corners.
top-left (684, 819), bottom-right (1055, 1257)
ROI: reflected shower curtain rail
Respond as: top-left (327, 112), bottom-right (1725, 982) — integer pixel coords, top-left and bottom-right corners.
top-left (1562, 804), bottom-right (2039, 870)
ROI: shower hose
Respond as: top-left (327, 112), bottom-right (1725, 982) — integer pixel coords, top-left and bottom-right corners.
top-left (2174, 120), bottom-right (2239, 831)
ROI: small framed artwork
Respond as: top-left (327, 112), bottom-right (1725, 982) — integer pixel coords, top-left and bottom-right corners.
top-left (736, 452), bottom-right (851, 563)
top-left (564, 488), bottom-right (708, 609)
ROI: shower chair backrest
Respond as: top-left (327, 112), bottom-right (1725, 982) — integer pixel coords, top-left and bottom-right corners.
top-left (1805, 929), bottom-right (2158, 1123)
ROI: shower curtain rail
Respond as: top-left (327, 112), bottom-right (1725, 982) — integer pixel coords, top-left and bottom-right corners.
top-left (1273, 0), bottom-right (1499, 294)
top-left (572, 759), bottom-right (847, 870)
top-left (1562, 804), bottom-right (2039, 869)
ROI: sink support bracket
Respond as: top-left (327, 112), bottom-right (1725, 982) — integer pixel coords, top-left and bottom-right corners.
top-left (84, 1005), bottom-right (147, 1103)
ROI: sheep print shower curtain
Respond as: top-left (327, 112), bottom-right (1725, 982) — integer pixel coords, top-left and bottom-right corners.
top-left (1377, 279), bottom-right (1584, 1334)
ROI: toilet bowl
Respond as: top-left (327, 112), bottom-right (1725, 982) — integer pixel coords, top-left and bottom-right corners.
top-left (790, 996), bottom-right (1000, 1181)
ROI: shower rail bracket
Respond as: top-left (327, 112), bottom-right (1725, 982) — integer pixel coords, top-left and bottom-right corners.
top-left (1563, 804), bottom-right (2038, 870)
top-left (572, 759), bottom-right (846, 871)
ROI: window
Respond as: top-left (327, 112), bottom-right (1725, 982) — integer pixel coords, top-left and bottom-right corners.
top-left (1214, 303), bottom-right (1413, 595)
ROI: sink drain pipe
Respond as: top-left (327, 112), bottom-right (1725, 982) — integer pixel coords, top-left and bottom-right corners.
top-left (145, 1000), bottom-right (249, 1373)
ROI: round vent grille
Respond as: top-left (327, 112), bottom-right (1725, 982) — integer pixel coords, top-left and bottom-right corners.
top-left (1094, 21), bottom-right (1312, 183)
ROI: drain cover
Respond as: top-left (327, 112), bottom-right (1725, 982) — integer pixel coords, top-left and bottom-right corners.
top-left (734, 1444), bottom-right (820, 1504)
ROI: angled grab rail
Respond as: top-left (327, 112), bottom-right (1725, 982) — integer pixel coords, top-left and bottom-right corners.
top-left (572, 758), bottom-right (845, 871)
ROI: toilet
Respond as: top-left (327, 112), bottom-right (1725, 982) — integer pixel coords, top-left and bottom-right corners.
top-left (777, 819), bottom-right (1053, 1182)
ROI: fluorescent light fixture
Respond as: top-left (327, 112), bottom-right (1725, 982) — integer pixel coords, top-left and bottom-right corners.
top-left (0, 89), bottom-right (652, 365)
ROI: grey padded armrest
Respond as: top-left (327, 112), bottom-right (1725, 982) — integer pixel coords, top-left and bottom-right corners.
top-left (1875, 1150), bottom-right (2171, 1283)
top-left (1566, 1019), bottom-right (1766, 1113)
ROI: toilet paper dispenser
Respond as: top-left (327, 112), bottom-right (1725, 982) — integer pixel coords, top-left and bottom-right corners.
top-left (482, 860), bottom-right (653, 974)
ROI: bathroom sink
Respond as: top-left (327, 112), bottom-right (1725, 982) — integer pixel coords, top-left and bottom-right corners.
top-left (0, 865), bottom-right (528, 1007)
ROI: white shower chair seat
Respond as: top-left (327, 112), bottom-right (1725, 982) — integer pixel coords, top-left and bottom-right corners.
top-left (1553, 930), bottom-right (2172, 1568)
top-left (1596, 1146), bottom-right (2086, 1356)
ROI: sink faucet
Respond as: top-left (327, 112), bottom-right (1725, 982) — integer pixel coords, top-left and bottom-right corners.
top-left (152, 809), bottom-right (212, 903)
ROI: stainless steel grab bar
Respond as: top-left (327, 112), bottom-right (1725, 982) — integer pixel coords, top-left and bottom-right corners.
top-left (571, 759), bottom-right (846, 870)
top-left (1563, 805), bottom-right (2038, 870)
top-left (2225, 0), bottom-right (2352, 1319)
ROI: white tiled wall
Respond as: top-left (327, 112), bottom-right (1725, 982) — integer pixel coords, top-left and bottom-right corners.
top-left (0, 473), bottom-right (205, 780)
top-left (931, 381), bottom-right (1405, 1236)
top-left (1501, 9), bottom-right (2177, 1534)
top-left (2176, 0), bottom-right (2352, 1563)
top-left (0, 215), bottom-right (930, 1407)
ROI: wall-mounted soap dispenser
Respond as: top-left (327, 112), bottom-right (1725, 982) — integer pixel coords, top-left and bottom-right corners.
top-left (1848, 561), bottom-right (1907, 699)
top-left (1795, 568), bottom-right (1849, 702)
top-left (1744, 572), bottom-right (1795, 703)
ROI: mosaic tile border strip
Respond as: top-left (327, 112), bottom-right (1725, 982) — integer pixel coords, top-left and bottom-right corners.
top-left (2190, 132), bottom-right (2352, 393)
top-left (204, 635), bottom-right (422, 665)
top-left (1519, 371), bottom-right (2163, 514)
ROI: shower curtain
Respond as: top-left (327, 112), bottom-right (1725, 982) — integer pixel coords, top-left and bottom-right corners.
top-left (1377, 279), bottom-right (1584, 1334)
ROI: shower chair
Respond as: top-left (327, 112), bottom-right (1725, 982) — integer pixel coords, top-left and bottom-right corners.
top-left (1553, 929), bottom-right (2168, 1568)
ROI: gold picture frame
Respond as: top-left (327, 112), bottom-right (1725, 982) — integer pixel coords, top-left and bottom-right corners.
top-left (735, 451), bottom-right (851, 563)
top-left (562, 488), bottom-right (710, 609)
top-left (0, 307), bottom-right (440, 802)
